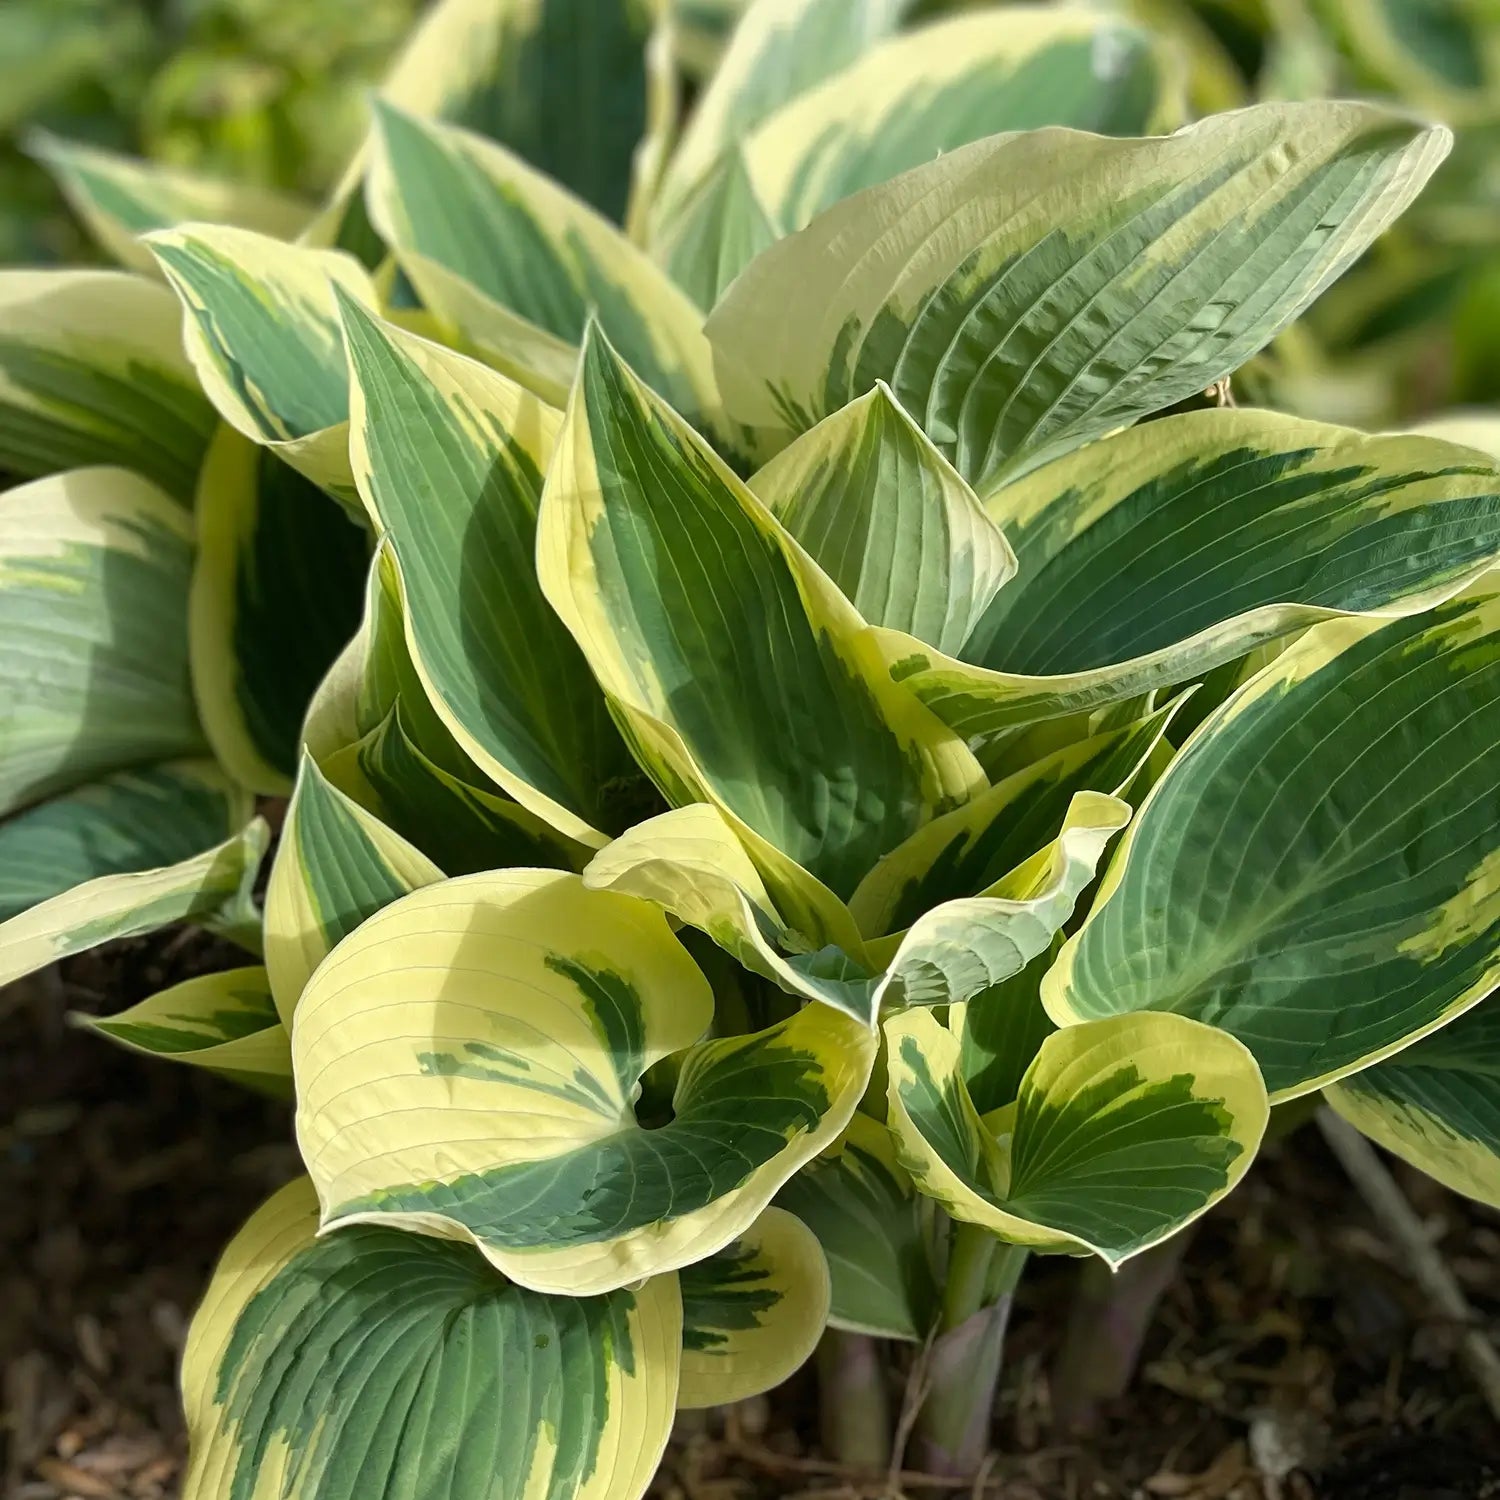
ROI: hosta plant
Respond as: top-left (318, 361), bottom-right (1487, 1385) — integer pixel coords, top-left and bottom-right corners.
top-left (7, 0), bottom-right (1500, 1493)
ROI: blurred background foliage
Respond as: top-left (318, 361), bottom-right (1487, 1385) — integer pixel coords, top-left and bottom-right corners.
top-left (5, 0), bottom-right (1500, 427)
top-left (0, 0), bottom-right (416, 263)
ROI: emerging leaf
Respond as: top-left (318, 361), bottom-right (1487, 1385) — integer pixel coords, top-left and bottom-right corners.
top-left (849, 697), bottom-right (1183, 936)
top-left (866, 791), bottom-right (1131, 1011)
top-left (886, 1009), bottom-right (1268, 1265)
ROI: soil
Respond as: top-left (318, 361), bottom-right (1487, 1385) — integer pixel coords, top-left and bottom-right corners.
top-left (3, 932), bottom-right (1499, 1500)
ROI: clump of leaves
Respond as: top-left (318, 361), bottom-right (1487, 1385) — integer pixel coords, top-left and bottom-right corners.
top-left (5, 0), bottom-right (1500, 1493)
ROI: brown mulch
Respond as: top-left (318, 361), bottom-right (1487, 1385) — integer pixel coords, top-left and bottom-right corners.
top-left (2, 938), bottom-right (299, 1500)
top-left (3, 933), bottom-right (1499, 1500)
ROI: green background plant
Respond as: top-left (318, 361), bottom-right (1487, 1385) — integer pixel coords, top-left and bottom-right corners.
top-left (0, 0), bottom-right (414, 263)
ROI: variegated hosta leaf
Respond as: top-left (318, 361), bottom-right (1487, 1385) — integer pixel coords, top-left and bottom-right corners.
top-left (652, 0), bottom-right (904, 239)
top-left (850, 698), bottom-right (1181, 938)
top-left (340, 298), bottom-right (635, 847)
top-left (78, 966), bottom-right (290, 1096)
top-left (299, 541), bottom-right (586, 880)
top-left (327, 704), bottom-right (585, 878)
top-left (865, 792), bottom-right (1129, 1012)
top-left (299, 562), bottom-right (388, 767)
top-left (0, 814), bottom-right (268, 990)
top-left (889, 412), bottom-right (1500, 736)
top-left (675, 0), bottom-right (757, 76)
top-left (1146, 644), bottom-right (1286, 757)
top-left (651, 148), bottom-right (782, 313)
top-left (295, 869), bottom-right (876, 1295)
top-left (366, 102), bottom-right (717, 423)
top-left (657, 7), bottom-right (1171, 304)
top-left (583, 802), bottom-right (881, 1026)
top-left (1408, 411), bottom-right (1500, 461)
top-left (678, 1207), bottom-right (830, 1408)
top-left (596, 784), bottom-right (1126, 1025)
top-left (955, 947), bottom-right (1059, 1118)
top-left (27, 131), bottom-right (312, 276)
top-left (706, 102), bottom-right (1450, 485)
top-left (749, 383), bottom-right (1015, 657)
top-left (538, 327), bottom-right (983, 899)
top-left (736, 8), bottom-right (1170, 242)
top-left (0, 467), bottom-right (202, 817)
top-left (182, 1178), bottom-right (680, 1500)
top-left (0, 271), bottom-right (215, 501)
top-left (886, 1009), bottom-right (1268, 1265)
top-left (365, 0), bottom-right (665, 226)
top-left (145, 224), bottom-right (379, 499)
top-left (1326, 999), bottom-right (1500, 1209)
top-left (0, 760), bottom-right (246, 922)
top-left (0, 755), bottom-right (250, 936)
top-left (301, 540), bottom-right (466, 776)
top-left (649, 0), bottom-right (898, 305)
top-left (1045, 587), bottom-right (1500, 1100)
top-left (263, 752), bottom-right (442, 1026)
top-left (191, 428), bottom-right (370, 796)
top-left (774, 1112), bottom-right (939, 1341)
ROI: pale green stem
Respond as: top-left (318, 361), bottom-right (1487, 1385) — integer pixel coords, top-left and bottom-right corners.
top-left (1051, 1233), bottom-right (1192, 1433)
top-left (912, 1230), bottom-right (1028, 1478)
top-left (941, 1221), bottom-right (998, 1331)
top-left (816, 1329), bottom-right (892, 1469)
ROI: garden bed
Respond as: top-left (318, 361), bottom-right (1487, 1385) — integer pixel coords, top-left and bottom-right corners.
top-left (3, 935), bottom-right (1498, 1500)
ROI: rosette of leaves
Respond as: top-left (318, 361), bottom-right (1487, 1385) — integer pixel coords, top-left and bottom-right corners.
top-left (0, 0), bottom-right (1185, 1112)
top-left (8, 0), bottom-right (1500, 1493)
